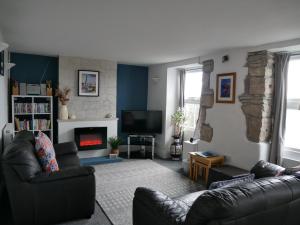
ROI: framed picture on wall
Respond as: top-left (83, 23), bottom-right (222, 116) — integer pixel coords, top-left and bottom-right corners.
top-left (216, 72), bottom-right (236, 103)
top-left (0, 50), bottom-right (4, 76)
top-left (78, 70), bottom-right (99, 97)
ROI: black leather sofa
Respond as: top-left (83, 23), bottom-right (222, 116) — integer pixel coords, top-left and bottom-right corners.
top-left (133, 161), bottom-right (300, 225)
top-left (1, 131), bottom-right (95, 225)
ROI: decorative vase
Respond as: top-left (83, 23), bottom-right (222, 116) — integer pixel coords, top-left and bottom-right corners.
top-left (170, 136), bottom-right (182, 160)
top-left (111, 148), bottom-right (119, 156)
top-left (60, 105), bottom-right (68, 120)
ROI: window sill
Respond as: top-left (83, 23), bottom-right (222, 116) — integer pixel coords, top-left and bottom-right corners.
top-left (283, 146), bottom-right (300, 164)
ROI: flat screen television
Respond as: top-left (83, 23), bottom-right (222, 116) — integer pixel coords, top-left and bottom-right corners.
top-left (121, 110), bottom-right (162, 134)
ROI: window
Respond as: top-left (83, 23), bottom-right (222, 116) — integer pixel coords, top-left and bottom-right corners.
top-left (184, 69), bottom-right (203, 130)
top-left (285, 56), bottom-right (300, 150)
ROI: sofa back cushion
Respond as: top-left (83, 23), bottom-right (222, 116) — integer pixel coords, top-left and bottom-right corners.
top-left (185, 176), bottom-right (300, 225)
top-left (35, 132), bottom-right (59, 173)
top-left (250, 160), bottom-right (285, 178)
top-left (13, 130), bottom-right (35, 145)
top-left (2, 140), bottom-right (42, 181)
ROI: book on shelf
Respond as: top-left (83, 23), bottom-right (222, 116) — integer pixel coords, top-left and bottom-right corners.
top-left (14, 103), bottom-right (50, 114)
top-left (14, 117), bottom-right (33, 131)
top-left (14, 117), bottom-right (50, 131)
top-left (34, 119), bottom-right (51, 130)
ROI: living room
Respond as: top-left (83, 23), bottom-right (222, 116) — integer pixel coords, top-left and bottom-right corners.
top-left (1, 1), bottom-right (300, 225)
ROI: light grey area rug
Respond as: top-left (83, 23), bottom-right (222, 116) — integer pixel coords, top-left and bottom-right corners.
top-left (94, 160), bottom-right (204, 225)
top-left (57, 202), bottom-right (111, 225)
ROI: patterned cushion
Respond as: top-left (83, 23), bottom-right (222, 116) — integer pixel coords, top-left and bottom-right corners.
top-left (209, 174), bottom-right (255, 190)
top-left (35, 132), bottom-right (59, 172)
top-left (284, 165), bottom-right (300, 175)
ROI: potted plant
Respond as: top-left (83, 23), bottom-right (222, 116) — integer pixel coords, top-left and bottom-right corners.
top-left (108, 136), bottom-right (122, 156)
top-left (55, 87), bottom-right (71, 120)
top-left (170, 108), bottom-right (186, 160)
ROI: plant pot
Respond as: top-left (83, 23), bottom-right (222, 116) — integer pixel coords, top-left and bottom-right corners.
top-left (170, 137), bottom-right (182, 160)
top-left (60, 105), bottom-right (68, 120)
top-left (111, 149), bottom-right (119, 156)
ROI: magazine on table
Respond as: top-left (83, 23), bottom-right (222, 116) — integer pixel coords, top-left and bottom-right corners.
top-left (195, 151), bottom-right (218, 158)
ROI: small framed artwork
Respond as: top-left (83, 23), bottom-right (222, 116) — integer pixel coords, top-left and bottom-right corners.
top-left (78, 70), bottom-right (99, 97)
top-left (0, 50), bottom-right (4, 76)
top-left (216, 72), bottom-right (236, 103)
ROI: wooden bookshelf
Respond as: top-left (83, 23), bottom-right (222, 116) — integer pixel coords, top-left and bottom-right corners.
top-left (12, 95), bottom-right (53, 142)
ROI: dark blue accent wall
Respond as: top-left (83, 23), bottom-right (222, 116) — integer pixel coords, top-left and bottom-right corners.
top-left (117, 64), bottom-right (148, 142)
top-left (10, 53), bottom-right (59, 143)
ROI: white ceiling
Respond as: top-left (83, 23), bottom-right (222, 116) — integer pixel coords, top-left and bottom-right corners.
top-left (0, 0), bottom-right (300, 65)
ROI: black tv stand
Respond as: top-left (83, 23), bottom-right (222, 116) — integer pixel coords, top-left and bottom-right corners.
top-left (127, 134), bottom-right (155, 160)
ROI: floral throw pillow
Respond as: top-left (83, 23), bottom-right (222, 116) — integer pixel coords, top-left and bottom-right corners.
top-left (35, 131), bottom-right (59, 173)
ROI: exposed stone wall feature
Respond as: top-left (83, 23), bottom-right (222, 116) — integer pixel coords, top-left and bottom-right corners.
top-left (239, 51), bottom-right (274, 143)
top-left (200, 124), bottom-right (213, 142)
top-left (200, 90), bottom-right (214, 108)
top-left (197, 59), bottom-right (214, 142)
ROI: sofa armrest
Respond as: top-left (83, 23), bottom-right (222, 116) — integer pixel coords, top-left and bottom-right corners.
top-left (29, 166), bottom-right (94, 183)
top-left (54, 142), bottom-right (78, 156)
top-left (133, 187), bottom-right (189, 225)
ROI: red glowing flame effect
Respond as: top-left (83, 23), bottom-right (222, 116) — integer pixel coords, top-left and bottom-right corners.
top-left (80, 139), bottom-right (102, 147)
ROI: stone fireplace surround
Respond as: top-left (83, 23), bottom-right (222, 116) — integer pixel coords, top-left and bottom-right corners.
top-left (57, 118), bottom-right (118, 158)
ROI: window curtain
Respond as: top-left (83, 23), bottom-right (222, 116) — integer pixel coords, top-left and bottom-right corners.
top-left (269, 52), bottom-right (291, 165)
top-left (179, 69), bottom-right (185, 142)
top-left (179, 69), bottom-right (185, 108)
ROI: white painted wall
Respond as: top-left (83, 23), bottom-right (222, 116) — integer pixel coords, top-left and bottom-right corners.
top-left (197, 48), bottom-right (270, 170)
top-left (0, 29), bottom-right (8, 153)
top-left (148, 57), bottom-right (200, 158)
top-left (148, 39), bottom-right (300, 169)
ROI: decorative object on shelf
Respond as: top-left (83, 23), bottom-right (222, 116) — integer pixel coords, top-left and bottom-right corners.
top-left (40, 83), bottom-right (47, 96)
top-left (105, 113), bottom-right (113, 118)
top-left (27, 84), bottom-right (41, 95)
top-left (56, 87), bottom-right (71, 120)
top-left (12, 80), bottom-right (19, 95)
top-left (20, 83), bottom-right (27, 95)
top-left (108, 136), bottom-right (122, 156)
top-left (0, 50), bottom-right (4, 76)
top-left (216, 72), bottom-right (236, 103)
top-left (78, 70), bottom-right (99, 97)
top-left (46, 80), bottom-right (52, 96)
top-left (170, 108), bottom-right (186, 160)
top-left (69, 113), bottom-right (76, 120)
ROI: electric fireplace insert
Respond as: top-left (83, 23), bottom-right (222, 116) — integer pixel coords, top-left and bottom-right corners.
top-left (74, 127), bottom-right (107, 151)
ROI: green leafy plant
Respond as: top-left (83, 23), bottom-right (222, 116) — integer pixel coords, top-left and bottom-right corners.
top-left (171, 107), bottom-right (186, 138)
top-left (108, 136), bottom-right (122, 149)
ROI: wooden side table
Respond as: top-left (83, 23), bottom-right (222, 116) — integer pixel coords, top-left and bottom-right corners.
top-left (189, 152), bottom-right (224, 184)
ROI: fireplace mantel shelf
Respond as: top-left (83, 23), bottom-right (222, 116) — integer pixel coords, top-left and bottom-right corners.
top-left (57, 118), bottom-right (118, 123)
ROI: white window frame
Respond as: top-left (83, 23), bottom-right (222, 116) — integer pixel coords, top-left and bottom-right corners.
top-left (183, 68), bottom-right (202, 131)
top-left (284, 55), bottom-right (300, 161)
